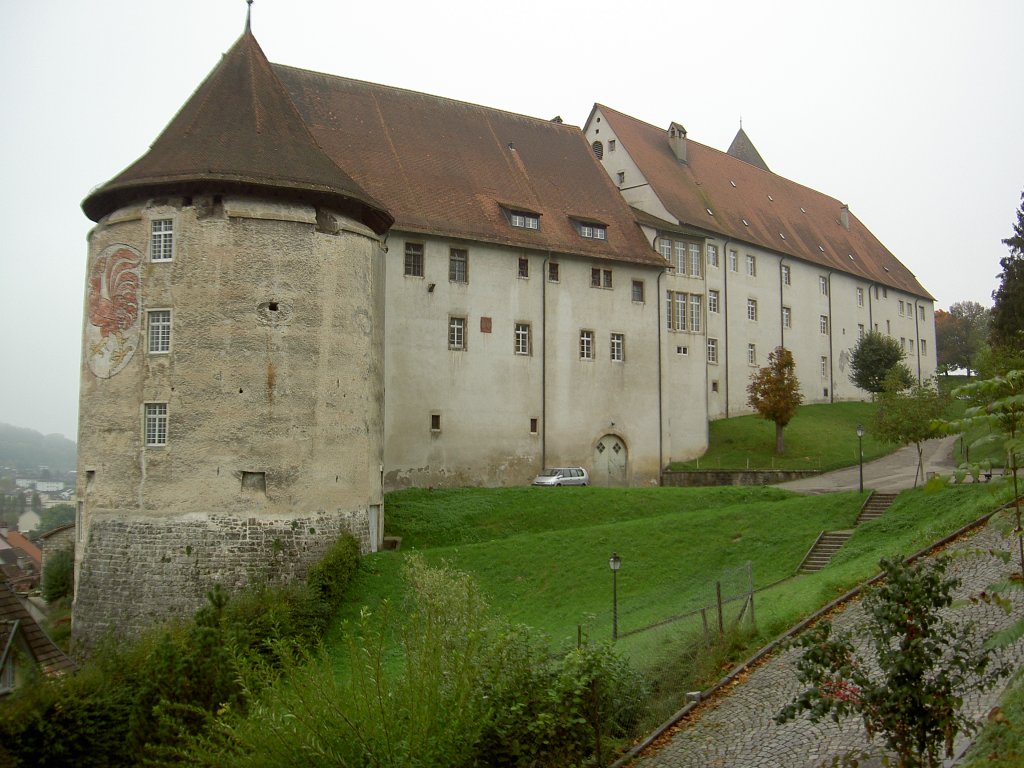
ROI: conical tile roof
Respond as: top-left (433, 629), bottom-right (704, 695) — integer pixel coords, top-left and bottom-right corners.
top-left (82, 27), bottom-right (392, 234)
top-left (727, 126), bottom-right (770, 172)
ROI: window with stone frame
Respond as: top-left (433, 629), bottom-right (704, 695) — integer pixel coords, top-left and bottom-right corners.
top-left (404, 242), bottom-right (424, 276)
top-left (150, 218), bottom-right (174, 261)
top-left (610, 332), bottom-right (624, 362)
top-left (707, 337), bottom-right (719, 363)
top-left (631, 280), bottom-right (645, 303)
top-left (514, 323), bottom-right (531, 355)
top-left (144, 402), bottom-right (168, 446)
top-left (449, 248), bottom-right (468, 283)
top-left (579, 329), bottom-right (594, 360)
top-left (708, 289), bottom-right (719, 314)
top-left (147, 310), bottom-right (171, 353)
top-left (747, 298), bottom-right (758, 321)
top-left (448, 317), bottom-right (466, 350)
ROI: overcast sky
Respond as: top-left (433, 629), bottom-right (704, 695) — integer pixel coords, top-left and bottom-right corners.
top-left (1, 0), bottom-right (1021, 441)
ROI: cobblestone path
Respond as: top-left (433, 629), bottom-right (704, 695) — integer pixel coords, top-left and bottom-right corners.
top-left (632, 522), bottom-right (1024, 768)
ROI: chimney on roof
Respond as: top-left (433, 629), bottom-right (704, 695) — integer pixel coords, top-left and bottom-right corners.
top-left (668, 122), bottom-right (688, 163)
top-left (840, 204), bottom-right (850, 230)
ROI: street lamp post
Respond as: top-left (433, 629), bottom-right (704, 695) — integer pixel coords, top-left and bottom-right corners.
top-left (609, 552), bottom-right (621, 641)
top-left (857, 424), bottom-right (865, 493)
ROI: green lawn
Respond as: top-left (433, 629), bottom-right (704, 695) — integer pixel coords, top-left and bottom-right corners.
top-left (668, 401), bottom-right (893, 471)
top-left (333, 483), bottom-right (1009, 683)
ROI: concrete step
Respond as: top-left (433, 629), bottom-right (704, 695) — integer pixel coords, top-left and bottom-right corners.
top-left (856, 492), bottom-right (898, 526)
top-left (798, 531), bottom-right (853, 573)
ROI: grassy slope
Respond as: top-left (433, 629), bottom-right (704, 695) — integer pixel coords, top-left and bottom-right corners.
top-left (332, 483), bottom-right (1008, 670)
top-left (668, 401), bottom-right (894, 471)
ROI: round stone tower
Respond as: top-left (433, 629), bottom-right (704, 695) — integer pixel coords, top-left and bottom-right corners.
top-left (74, 24), bottom-right (393, 642)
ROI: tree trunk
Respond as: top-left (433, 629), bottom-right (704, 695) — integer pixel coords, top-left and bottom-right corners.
top-left (776, 422), bottom-right (785, 455)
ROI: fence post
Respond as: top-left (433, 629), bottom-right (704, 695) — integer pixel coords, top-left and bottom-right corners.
top-left (716, 581), bottom-right (724, 636)
top-left (747, 561), bottom-right (756, 630)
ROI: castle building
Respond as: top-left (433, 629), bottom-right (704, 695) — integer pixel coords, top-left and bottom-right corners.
top-left (74, 21), bottom-right (934, 639)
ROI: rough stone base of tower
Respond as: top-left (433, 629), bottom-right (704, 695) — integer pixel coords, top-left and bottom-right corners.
top-left (72, 509), bottom-right (370, 645)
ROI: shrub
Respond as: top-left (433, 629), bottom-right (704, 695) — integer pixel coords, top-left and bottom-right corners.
top-left (307, 533), bottom-right (361, 611)
top-left (42, 546), bottom-right (74, 603)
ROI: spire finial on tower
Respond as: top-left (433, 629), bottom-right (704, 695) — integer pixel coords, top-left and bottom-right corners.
top-left (246, 0), bottom-right (254, 32)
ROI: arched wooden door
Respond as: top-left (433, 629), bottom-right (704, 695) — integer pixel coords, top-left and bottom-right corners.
top-left (593, 434), bottom-right (627, 486)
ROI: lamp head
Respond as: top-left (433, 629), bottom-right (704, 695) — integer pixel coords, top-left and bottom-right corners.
top-left (609, 552), bottom-right (621, 572)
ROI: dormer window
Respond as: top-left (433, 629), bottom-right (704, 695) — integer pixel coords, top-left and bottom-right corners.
top-left (509, 211), bottom-right (540, 230)
top-left (576, 221), bottom-right (607, 240)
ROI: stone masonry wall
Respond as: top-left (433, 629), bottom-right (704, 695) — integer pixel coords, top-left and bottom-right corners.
top-left (73, 509), bottom-right (369, 643)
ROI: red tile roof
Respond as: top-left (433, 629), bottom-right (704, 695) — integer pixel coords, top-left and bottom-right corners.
top-left (83, 29), bottom-right (392, 234)
top-left (597, 105), bottom-right (932, 299)
top-left (272, 68), bottom-right (664, 266)
top-left (0, 582), bottom-right (76, 677)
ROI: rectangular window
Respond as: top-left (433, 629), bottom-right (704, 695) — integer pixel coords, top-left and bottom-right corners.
top-left (820, 315), bottom-right (829, 334)
top-left (729, 249), bottom-right (738, 272)
top-left (591, 268), bottom-right (612, 288)
top-left (689, 294), bottom-right (702, 333)
top-left (510, 212), bottom-right (540, 229)
top-left (675, 241), bottom-right (687, 274)
top-left (708, 289), bottom-right (719, 314)
top-left (690, 243), bottom-right (702, 278)
top-left (609, 139), bottom-right (616, 151)
top-left (404, 243), bottom-right (424, 276)
top-left (675, 292), bottom-right (687, 330)
top-left (150, 219), bottom-right (174, 261)
top-left (530, 418), bottom-right (538, 433)
top-left (781, 264), bottom-right (791, 285)
top-left (921, 339), bottom-right (927, 355)
top-left (707, 244), bottom-right (719, 268)
top-left (431, 413), bottom-right (441, 431)
top-left (858, 323), bottom-right (865, 339)
top-left (448, 317), bottom-right (466, 350)
top-left (782, 306), bottom-right (792, 329)
top-left (908, 339), bottom-right (914, 353)
top-left (631, 280), bottom-right (644, 303)
top-left (658, 238), bottom-right (672, 261)
top-left (616, 171), bottom-right (625, 184)
top-left (747, 298), bottom-right (758, 322)
top-left (548, 262), bottom-right (560, 282)
top-left (449, 248), bottom-right (468, 283)
top-left (514, 323), bottom-right (531, 355)
top-left (747, 343), bottom-right (756, 366)
top-left (900, 337), bottom-right (906, 350)
top-left (919, 306), bottom-right (925, 321)
top-left (144, 403), bottom-right (168, 446)
top-left (819, 276), bottom-right (829, 295)
top-left (610, 332), bottom-right (624, 362)
top-left (579, 223), bottom-right (607, 240)
top-left (898, 300), bottom-right (905, 316)
top-left (857, 287), bottom-right (864, 307)
top-left (746, 254), bottom-right (756, 277)
top-left (517, 257), bottom-right (529, 279)
top-left (707, 337), bottom-right (719, 364)
top-left (821, 356), bottom-right (828, 377)
top-left (579, 330), bottom-right (594, 360)
top-left (147, 310), bottom-right (171, 353)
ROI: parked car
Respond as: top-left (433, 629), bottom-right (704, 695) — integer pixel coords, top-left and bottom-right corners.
top-left (531, 467), bottom-right (589, 486)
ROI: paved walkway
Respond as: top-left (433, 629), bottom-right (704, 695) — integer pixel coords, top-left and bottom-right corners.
top-left (631, 522), bottom-right (1024, 768)
top-left (776, 435), bottom-right (961, 494)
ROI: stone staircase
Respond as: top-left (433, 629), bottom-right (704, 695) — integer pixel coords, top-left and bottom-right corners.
top-left (855, 492), bottom-right (898, 525)
top-left (798, 531), bottom-right (853, 573)
top-left (798, 492), bottom-right (899, 573)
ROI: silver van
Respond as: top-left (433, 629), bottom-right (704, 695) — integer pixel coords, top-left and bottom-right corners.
top-left (531, 467), bottom-right (589, 486)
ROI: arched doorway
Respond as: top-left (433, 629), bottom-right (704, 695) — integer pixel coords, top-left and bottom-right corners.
top-left (593, 434), bottom-right (627, 486)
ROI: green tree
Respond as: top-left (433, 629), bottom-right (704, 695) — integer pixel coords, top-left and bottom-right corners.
top-left (777, 556), bottom-right (1008, 767)
top-left (747, 346), bottom-right (803, 455)
top-left (36, 503), bottom-right (75, 535)
top-left (991, 191), bottom-right (1024, 351)
top-left (875, 374), bottom-right (946, 487)
top-left (936, 302), bottom-right (990, 377)
top-left (30, 491), bottom-right (42, 514)
top-left (42, 547), bottom-right (74, 603)
top-left (849, 330), bottom-right (913, 395)
top-left (942, 370), bottom-right (1024, 578)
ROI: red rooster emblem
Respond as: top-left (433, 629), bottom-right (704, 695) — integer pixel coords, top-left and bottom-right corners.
top-left (86, 245), bottom-right (143, 377)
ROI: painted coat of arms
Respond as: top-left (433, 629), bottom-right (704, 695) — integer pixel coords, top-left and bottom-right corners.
top-left (86, 244), bottom-right (142, 378)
